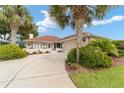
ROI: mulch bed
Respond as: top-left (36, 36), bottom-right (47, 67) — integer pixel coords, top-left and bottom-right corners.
top-left (65, 57), bottom-right (124, 73)
top-left (65, 62), bottom-right (92, 73)
top-left (112, 57), bottom-right (124, 66)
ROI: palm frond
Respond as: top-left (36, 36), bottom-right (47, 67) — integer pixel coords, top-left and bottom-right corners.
top-left (95, 5), bottom-right (118, 19)
top-left (49, 5), bottom-right (70, 29)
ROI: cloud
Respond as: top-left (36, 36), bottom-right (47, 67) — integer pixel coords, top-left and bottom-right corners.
top-left (40, 10), bottom-right (49, 17)
top-left (37, 27), bottom-right (47, 32)
top-left (36, 10), bottom-right (56, 33)
top-left (92, 15), bottom-right (124, 26)
top-left (37, 11), bottom-right (124, 32)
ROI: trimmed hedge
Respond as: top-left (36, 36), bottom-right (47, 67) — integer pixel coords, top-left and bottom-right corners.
top-left (67, 46), bottom-right (112, 68)
top-left (19, 43), bottom-right (26, 49)
top-left (0, 44), bottom-right (27, 60)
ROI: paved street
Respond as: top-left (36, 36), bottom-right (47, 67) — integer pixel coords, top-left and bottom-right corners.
top-left (0, 53), bottom-right (75, 88)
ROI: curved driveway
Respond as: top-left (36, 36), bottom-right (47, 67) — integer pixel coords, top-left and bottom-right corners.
top-left (0, 53), bottom-right (75, 88)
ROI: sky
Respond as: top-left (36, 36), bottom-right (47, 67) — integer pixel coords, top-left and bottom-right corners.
top-left (26, 5), bottom-right (124, 40)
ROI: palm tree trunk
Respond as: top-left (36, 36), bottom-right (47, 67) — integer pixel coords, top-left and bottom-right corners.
top-left (11, 29), bottom-right (17, 44)
top-left (76, 39), bottom-right (80, 64)
top-left (75, 19), bottom-right (83, 64)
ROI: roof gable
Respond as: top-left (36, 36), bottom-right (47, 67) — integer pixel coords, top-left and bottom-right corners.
top-left (61, 32), bottom-right (91, 40)
top-left (28, 35), bottom-right (60, 42)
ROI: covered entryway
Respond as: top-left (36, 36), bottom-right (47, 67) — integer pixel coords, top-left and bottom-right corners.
top-left (53, 43), bottom-right (62, 51)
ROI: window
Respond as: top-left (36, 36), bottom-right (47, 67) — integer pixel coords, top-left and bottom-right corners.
top-left (83, 37), bottom-right (86, 42)
top-left (57, 43), bottom-right (62, 48)
top-left (43, 43), bottom-right (45, 46)
top-left (48, 44), bottom-right (50, 48)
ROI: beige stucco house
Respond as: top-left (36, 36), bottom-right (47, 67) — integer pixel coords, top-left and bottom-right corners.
top-left (25, 32), bottom-right (99, 53)
top-left (61, 32), bottom-right (92, 51)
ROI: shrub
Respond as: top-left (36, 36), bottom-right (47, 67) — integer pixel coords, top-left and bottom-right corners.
top-left (112, 40), bottom-right (124, 57)
top-left (118, 50), bottom-right (124, 57)
top-left (67, 46), bottom-right (112, 68)
top-left (57, 50), bottom-right (62, 53)
top-left (45, 51), bottom-right (51, 53)
top-left (67, 48), bottom-right (76, 64)
top-left (112, 40), bottom-right (124, 50)
top-left (19, 43), bottom-right (26, 49)
top-left (88, 38), bottom-right (119, 57)
top-left (32, 51), bottom-right (37, 54)
top-left (80, 46), bottom-right (112, 68)
top-left (0, 44), bottom-right (27, 60)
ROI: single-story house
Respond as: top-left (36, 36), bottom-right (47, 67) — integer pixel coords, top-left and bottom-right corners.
top-left (25, 35), bottom-right (62, 52)
top-left (0, 38), bottom-right (9, 46)
top-left (25, 32), bottom-right (101, 53)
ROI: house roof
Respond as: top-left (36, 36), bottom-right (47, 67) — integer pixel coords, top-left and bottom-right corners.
top-left (25, 32), bottom-right (92, 42)
top-left (26, 35), bottom-right (61, 42)
top-left (61, 32), bottom-right (91, 41)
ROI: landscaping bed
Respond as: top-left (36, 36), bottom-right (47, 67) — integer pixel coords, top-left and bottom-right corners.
top-left (112, 56), bottom-right (124, 66)
top-left (66, 57), bottom-right (124, 88)
top-left (66, 56), bottom-right (124, 72)
top-left (66, 39), bottom-right (124, 88)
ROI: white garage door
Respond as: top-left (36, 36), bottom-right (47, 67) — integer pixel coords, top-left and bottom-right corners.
top-left (63, 39), bottom-right (77, 52)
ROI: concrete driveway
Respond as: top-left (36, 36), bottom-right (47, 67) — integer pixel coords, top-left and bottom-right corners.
top-left (0, 53), bottom-right (75, 88)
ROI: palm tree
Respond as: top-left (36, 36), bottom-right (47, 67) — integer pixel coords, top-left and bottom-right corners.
top-left (49, 5), bottom-right (117, 64)
top-left (0, 5), bottom-right (33, 44)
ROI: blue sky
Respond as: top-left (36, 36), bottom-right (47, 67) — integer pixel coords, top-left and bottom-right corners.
top-left (26, 5), bottom-right (124, 40)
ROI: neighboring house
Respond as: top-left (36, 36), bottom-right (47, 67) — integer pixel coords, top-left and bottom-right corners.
top-left (0, 38), bottom-right (9, 46)
top-left (25, 32), bottom-right (101, 52)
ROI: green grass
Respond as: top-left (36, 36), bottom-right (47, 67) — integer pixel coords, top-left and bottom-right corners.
top-left (70, 65), bottom-right (124, 88)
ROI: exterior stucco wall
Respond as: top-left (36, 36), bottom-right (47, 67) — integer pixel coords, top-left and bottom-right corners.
top-left (62, 37), bottom-right (91, 51)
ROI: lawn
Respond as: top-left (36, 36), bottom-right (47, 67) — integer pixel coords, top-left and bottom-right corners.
top-left (70, 65), bottom-right (124, 88)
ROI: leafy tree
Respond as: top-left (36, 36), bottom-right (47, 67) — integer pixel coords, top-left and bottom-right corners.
top-left (49, 5), bottom-right (117, 64)
top-left (0, 5), bottom-right (36, 44)
top-left (19, 23), bottom-right (38, 40)
top-left (0, 21), bottom-right (11, 39)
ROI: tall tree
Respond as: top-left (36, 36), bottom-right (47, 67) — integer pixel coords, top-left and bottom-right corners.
top-left (0, 5), bottom-right (34, 44)
top-left (49, 5), bottom-right (117, 64)
top-left (19, 23), bottom-right (38, 40)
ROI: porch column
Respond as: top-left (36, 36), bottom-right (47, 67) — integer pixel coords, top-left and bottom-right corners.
top-left (33, 42), bottom-right (35, 49)
top-left (38, 42), bottom-right (40, 49)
